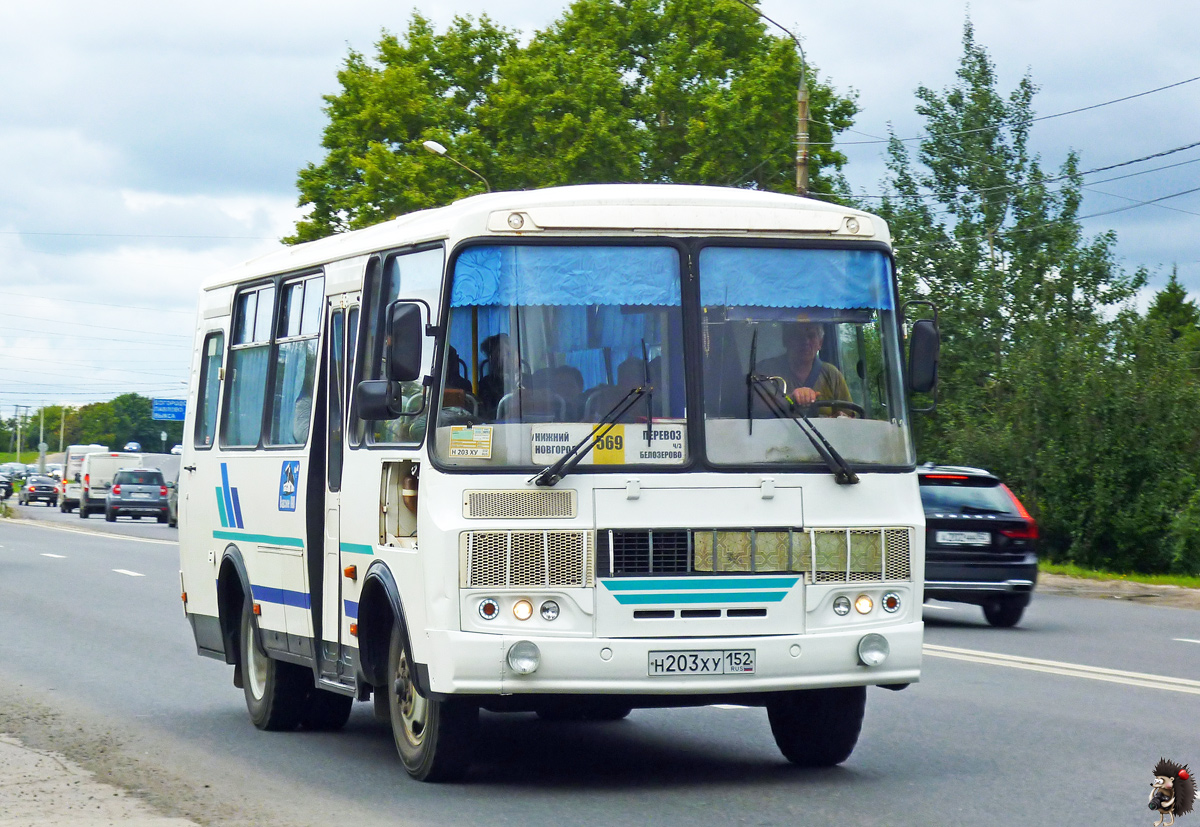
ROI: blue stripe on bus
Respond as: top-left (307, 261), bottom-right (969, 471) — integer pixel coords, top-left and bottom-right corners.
top-left (340, 542), bottom-right (374, 555)
top-left (213, 530), bottom-right (304, 548)
top-left (344, 600), bottom-right (358, 619)
top-left (601, 576), bottom-right (800, 591)
top-left (230, 487), bottom-right (245, 530)
top-left (251, 585), bottom-right (311, 610)
top-left (610, 591), bottom-right (791, 605)
top-left (219, 463), bottom-right (235, 528)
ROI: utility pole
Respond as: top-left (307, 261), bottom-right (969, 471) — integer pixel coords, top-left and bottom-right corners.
top-left (38, 408), bottom-right (46, 473)
top-left (729, 0), bottom-right (809, 195)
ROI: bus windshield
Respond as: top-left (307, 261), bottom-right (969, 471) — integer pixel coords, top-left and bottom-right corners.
top-left (435, 244), bottom-right (686, 468)
top-left (431, 242), bottom-right (912, 470)
top-left (699, 245), bottom-right (911, 467)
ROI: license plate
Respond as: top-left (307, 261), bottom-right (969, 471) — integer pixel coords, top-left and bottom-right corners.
top-left (648, 650), bottom-right (755, 676)
top-left (131, 492), bottom-right (151, 499)
top-left (936, 530), bottom-right (990, 545)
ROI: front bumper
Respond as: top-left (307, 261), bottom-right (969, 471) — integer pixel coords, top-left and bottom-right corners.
top-left (419, 621), bottom-right (923, 696)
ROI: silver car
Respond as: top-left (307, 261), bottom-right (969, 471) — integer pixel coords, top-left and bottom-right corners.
top-left (105, 468), bottom-right (169, 523)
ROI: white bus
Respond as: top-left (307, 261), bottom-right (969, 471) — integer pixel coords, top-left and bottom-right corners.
top-left (178, 184), bottom-right (939, 782)
top-left (59, 443), bottom-right (109, 512)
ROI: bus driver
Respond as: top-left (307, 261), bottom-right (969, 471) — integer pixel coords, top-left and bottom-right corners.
top-left (759, 322), bottom-right (851, 410)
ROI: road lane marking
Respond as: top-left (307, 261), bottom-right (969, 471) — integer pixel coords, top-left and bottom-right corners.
top-left (923, 644), bottom-right (1200, 696)
top-left (0, 520), bottom-right (176, 547)
top-left (113, 569), bottom-right (145, 577)
top-left (1174, 638), bottom-right (1200, 645)
top-left (41, 553), bottom-right (66, 558)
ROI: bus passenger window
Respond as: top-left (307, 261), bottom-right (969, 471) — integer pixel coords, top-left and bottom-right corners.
top-left (268, 275), bottom-right (323, 446)
top-left (225, 284), bottom-right (274, 447)
top-left (194, 331), bottom-right (224, 448)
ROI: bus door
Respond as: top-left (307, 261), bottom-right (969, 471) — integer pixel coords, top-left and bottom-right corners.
top-left (319, 299), bottom-right (357, 678)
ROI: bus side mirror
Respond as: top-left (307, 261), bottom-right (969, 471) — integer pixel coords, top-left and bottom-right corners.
top-left (907, 318), bottom-right (940, 395)
top-left (385, 301), bottom-right (424, 383)
top-left (355, 380), bottom-right (404, 421)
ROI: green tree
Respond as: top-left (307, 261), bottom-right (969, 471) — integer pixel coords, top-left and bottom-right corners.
top-left (877, 22), bottom-right (1200, 575)
top-left (287, 0), bottom-right (858, 243)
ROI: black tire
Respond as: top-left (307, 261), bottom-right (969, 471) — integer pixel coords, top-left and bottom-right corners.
top-left (535, 698), bottom-right (633, 721)
top-left (299, 688), bottom-right (354, 731)
top-left (79, 499), bottom-right (89, 518)
top-left (767, 686), bottom-right (867, 767)
top-left (157, 512), bottom-right (168, 524)
top-left (982, 599), bottom-right (1025, 628)
top-left (105, 508), bottom-right (116, 522)
top-left (240, 602), bottom-right (307, 731)
top-left (387, 622), bottom-right (477, 781)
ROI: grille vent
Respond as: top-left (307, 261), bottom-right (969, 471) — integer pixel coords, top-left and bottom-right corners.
top-left (597, 527), bottom-right (911, 584)
top-left (463, 489), bottom-right (576, 519)
top-left (461, 530), bottom-right (593, 588)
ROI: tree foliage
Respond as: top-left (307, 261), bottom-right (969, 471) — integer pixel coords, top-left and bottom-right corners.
top-left (286, 0), bottom-right (857, 243)
top-left (1, 395), bottom-right (182, 460)
top-left (881, 22), bottom-right (1200, 574)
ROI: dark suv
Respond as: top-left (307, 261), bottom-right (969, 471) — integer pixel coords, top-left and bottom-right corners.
top-left (919, 464), bottom-right (1038, 627)
top-left (105, 469), bottom-right (169, 523)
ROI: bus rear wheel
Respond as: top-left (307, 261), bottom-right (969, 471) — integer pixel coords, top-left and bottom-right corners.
top-left (766, 685), bottom-right (866, 767)
top-left (240, 602), bottom-right (307, 731)
top-left (387, 622), bottom-right (477, 782)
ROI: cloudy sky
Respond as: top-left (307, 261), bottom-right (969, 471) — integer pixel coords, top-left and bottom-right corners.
top-left (2, 0), bottom-right (1198, 411)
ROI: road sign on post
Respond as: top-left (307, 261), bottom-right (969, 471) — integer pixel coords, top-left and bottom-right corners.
top-left (152, 399), bottom-right (187, 422)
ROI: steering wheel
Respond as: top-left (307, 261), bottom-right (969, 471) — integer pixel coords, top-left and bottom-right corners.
top-left (796, 398), bottom-right (865, 419)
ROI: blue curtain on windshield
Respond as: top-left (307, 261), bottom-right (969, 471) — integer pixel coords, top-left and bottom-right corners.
top-left (699, 247), bottom-right (893, 310)
top-left (451, 246), bottom-right (680, 307)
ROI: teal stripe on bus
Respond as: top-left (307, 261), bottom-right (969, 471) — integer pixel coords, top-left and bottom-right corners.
top-left (340, 542), bottom-right (375, 556)
top-left (601, 577), bottom-right (800, 592)
top-left (215, 487), bottom-right (229, 528)
top-left (213, 530), bottom-right (304, 548)
top-left (611, 591), bottom-right (791, 605)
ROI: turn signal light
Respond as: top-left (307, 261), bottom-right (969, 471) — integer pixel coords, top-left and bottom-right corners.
top-left (252, 603), bottom-right (262, 615)
top-left (343, 565), bottom-right (357, 581)
top-left (181, 592), bottom-right (187, 604)
top-left (349, 623), bottom-right (358, 637)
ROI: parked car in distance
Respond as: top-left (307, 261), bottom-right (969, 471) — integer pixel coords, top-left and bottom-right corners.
top-left (0, 472), bottom-right (11, 499)
top-left (919, 464), bottom-right (1038, 628)
top-left (18, 474), bottom-right (59, 507)
top-left (170, 444), bottom-right (183, 455)
top-left (105, 468), bottom-right (169, 523)
top-left (123, 441), bottom-right (142, 451)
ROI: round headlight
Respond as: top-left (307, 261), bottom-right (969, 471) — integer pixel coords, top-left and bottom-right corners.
top-left (857, 633), bottom-right (889, 667)
top-left (478, 598), bottom-right (499, 620)
top-left (540, 600), bottom-right (560, 621)
top-left (507, 640), bottom-right (540, 674)
top-left (833, 596), bottom-right (851, 616)
top-left (513, 599), bottom-right (534, 621)
top-left (882, 592), bottom-right (901, 613)
top-left (854, 594), bottom-right (874, 614)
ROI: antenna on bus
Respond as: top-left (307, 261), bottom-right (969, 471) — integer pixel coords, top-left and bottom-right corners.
top-left (422, 140), bottom-right (492, 193)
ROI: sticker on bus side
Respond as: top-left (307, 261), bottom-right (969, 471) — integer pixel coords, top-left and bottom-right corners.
top-left (530, 421), bottom-right (686, 465)
top-left (449, 425), bottom-right (494, 459)
top-left (278, 461), bottom-right (299, 511)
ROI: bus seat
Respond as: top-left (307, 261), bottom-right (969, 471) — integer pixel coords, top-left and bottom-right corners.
top-left (496, 388), bottom-right (566, 423)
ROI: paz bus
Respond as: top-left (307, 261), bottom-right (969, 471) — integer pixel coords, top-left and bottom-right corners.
top-left (178, 184), bottom-right (939, 782)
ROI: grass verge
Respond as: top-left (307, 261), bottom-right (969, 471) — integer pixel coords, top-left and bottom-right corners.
top-left (1040, 561), bottom-right (1200, 590)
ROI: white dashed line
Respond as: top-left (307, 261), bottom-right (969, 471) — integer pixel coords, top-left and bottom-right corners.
top-left (113, 569), bottom-right (145, 577)
top-left (1173, 638), bottom-right (1200, 645)
top-left (41, 553), bottom-right (66, 558)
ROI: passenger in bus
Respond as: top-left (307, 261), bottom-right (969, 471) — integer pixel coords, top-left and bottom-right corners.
top-left (758, 322), bottom-right (851, 410)
top-left (477, 333), bottom-right (515, 420)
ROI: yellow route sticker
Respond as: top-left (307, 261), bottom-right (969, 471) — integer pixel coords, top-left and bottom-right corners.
top-left (590, 425), bottom-right (625, 464)
top-left (449, 425), bottom-right (493, 459)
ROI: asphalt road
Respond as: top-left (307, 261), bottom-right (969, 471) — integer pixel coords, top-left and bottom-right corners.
top-left (1, 515), bottom-right (1197, 826)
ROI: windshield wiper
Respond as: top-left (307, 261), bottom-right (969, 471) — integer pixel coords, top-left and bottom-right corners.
top-left (530, 384), bottom-right (652, 487)
top-left (746, 355), bottom-right (859, 485)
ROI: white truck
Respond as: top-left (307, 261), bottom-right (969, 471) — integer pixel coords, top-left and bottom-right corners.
top-left (77, 452), bottom-right (141, 518)
top-left (59, 444), bottom-right (109, 513)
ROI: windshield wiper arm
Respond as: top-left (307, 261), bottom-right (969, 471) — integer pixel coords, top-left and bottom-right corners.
top-left (530, 384), bottom-right (652, 487)
top-left (747, 373), bottom-right (859, 485)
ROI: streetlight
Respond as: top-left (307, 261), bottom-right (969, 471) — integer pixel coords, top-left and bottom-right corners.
top-left (728, 0), bottom-right (810, 195)
top-left (422, 140), bottom-right (491, 193)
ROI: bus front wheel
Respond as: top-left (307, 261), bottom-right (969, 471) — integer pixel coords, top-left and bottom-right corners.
top-left (387, 622), bottom-right (477, 782)
top-left (240, 602), bottom-right (307, 731)
top-left (766, 685), bottom-right (866, 767)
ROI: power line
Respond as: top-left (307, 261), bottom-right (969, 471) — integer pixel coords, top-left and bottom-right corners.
top-left (0, 312), bottom-right (194, 339)
top-left (0, 290), bottom-right (194, 316)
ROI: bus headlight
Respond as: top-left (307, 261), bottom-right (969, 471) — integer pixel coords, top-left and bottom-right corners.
top-left (857, 634), bottom-right (889, 667)
top-left (513, 599), bottom-right (534, 621)
top-left (540, 600), bottom-right (560, 621)
top-left (832, 596), bottom-right (851, 616)
top-left (882, 592), bottom-right (901, 613)
top-left (507, 640), bottom-right (540, 674)
top-left (854, 594), bottom-right (873, 614)
top-left (478, 599), bottom-right (499, 620)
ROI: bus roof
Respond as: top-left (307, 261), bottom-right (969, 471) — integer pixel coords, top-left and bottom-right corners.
top-left (201, 184), bottom-right (890, 292)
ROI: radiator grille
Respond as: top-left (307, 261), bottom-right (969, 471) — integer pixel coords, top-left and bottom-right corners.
top-left (597, 527), bottom-right (912, 583)
top-left (461, 530), bottom-right (592, 587)
top-left (463, 489), bottom-right (576, 519)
